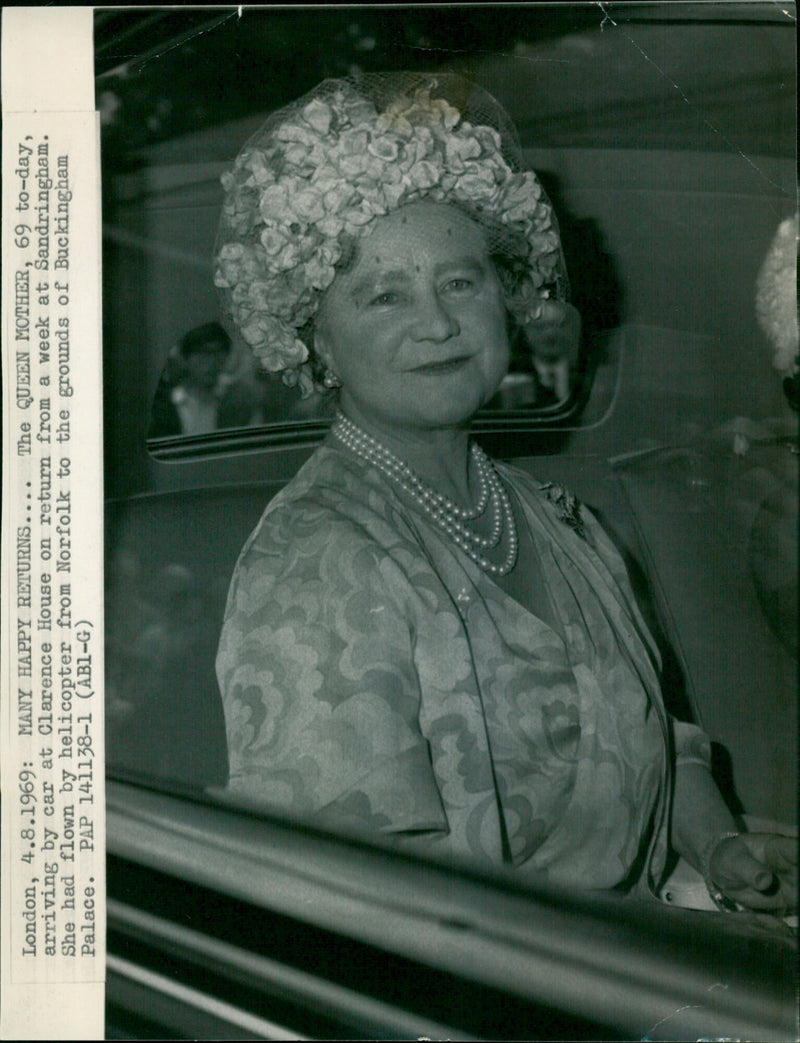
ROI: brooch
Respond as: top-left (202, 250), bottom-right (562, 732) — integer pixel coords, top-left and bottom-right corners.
top-left (540, 482), bottom-right (586, 540)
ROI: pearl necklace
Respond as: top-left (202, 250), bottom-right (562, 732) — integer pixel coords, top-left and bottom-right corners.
top-left (332, 414), bottom-right (518, 576)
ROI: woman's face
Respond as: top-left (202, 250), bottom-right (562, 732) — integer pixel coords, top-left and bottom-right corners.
top-left (314, 202), bottom-right (510, 439)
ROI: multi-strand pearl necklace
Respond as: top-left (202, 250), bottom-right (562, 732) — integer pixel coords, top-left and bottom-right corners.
top-left (332, 414), bottom-right (518, 576)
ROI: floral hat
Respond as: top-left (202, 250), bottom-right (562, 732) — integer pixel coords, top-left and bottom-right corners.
top-left (215, 72), bottom-right (567, 396)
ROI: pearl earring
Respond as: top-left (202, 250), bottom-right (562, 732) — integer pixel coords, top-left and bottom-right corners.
top-left (323, 369), bottom-right (341, 389)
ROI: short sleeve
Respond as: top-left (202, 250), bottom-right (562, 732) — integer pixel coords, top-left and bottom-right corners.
top-left (216, 498), bottom-right (448, 834)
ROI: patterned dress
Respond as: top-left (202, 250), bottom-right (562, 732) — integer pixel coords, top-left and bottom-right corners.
top-left (216, 439), bottom-right (711, 893)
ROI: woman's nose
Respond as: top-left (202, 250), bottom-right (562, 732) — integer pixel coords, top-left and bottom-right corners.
top-left (409, 293), bottom-right (459, 342)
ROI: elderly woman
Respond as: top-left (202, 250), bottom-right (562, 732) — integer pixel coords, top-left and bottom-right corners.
top-left (214, 74), bottom-right (794, 913)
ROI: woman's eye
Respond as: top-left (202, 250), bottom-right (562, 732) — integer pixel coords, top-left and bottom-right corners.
top-left (369, 291), bottom-right (400, 306)
top-left (443, 278), bottom-right (475, 294)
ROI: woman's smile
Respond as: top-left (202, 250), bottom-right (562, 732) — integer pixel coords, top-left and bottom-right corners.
top-left (409, 354), bottom-right (474, 374)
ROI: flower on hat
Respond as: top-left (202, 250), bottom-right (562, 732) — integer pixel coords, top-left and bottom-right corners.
top-left (379, 87), bottom-right (461, 134)
top-left (215, 80), bottom-right (562, 395)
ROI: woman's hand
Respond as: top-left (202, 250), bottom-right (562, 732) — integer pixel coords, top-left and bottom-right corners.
top-left (671, 760), bottom-right (796, 917)
top-left (709, 832), bottom-right (797, 913)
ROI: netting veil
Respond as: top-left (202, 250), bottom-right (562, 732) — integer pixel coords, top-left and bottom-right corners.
top-left (215, 71), bottom-right (569, 395)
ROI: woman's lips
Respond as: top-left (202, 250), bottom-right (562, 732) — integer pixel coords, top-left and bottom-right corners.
top-left (410, 355), bottom-right (472, 374)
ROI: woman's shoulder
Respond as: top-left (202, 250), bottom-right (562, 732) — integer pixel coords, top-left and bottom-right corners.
top-left (233, 442), bottom-right (416, 578)
top-left (496, 461), bottom-right (589, 531)
top-left (222, 443), bottom-right (429, 633)
top-left (495, 459), bottom-right (568, 497)
top-left (497, 460), bottom-right (622, 563)
top-left (255, 442), bottom-right (400, 530)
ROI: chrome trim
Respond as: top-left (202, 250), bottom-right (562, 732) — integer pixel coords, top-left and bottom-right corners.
top-left (107, 953), bottom-right (306, 1040)
top-left (108, 898), bottom-right (472, 1040)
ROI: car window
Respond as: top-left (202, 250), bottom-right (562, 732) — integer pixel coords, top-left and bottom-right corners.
top-left (145, 320), bottom-right (589, 443)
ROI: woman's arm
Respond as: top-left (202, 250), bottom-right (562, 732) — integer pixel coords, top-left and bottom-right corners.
top-left (217, 501), bottom-right (449, 834)
top-left (672, 760), bottom-right (797, 912)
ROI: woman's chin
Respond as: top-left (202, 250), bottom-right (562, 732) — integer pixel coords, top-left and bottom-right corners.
top-left (400, 388), bottom-right (493, 430)
top-left (403, 373), bottom-right (505, 427)
top-left (341, 359), bottom-right (508, 436)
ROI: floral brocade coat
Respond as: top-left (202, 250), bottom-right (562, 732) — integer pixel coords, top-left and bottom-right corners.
top-left (216, 441), bottom-right (711, 893)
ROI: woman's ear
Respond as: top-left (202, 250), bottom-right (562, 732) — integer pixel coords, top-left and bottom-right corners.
top-left (310, 324), bottom-right (342, 389)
